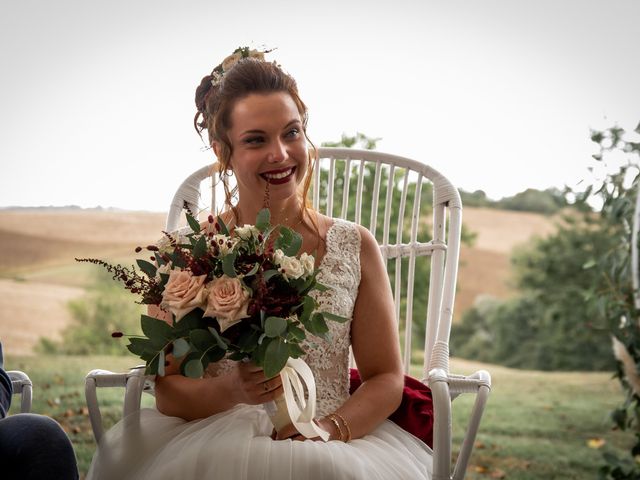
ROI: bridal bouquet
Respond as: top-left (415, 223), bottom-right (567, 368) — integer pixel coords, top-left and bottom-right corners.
top-left (77, 209), bottom-right (346, 380)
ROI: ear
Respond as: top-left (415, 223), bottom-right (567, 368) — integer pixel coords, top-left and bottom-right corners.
top-left (211, 141), bottom-right (221, 159)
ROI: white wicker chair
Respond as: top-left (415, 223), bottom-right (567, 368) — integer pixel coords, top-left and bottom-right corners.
top-left (7, 370), bottom-right (32, 413)
top-left (85, 147), bottom-right (491, 480)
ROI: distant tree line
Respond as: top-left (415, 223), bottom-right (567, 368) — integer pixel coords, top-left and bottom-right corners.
top-left (459, 186), bottom-right (570, 215)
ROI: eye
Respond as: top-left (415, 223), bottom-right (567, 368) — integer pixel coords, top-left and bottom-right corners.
top-left (285, 128), bottom-right (300, 138)
top-left (243, 136), bottom-right (264, 145)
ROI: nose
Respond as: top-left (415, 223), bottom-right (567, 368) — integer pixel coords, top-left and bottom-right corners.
top-left (267, 139), bottom-right (286, 163)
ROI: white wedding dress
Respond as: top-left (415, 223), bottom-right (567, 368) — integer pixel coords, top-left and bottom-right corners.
top-left (87, 219), bottom-right (433, 480)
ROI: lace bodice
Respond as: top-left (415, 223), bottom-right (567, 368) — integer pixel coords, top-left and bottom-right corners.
top-left (206, 219), bottom-right (361, 416)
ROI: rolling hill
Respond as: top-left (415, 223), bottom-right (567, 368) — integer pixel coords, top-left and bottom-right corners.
top-left (0, 207), bottom-right (558, 355)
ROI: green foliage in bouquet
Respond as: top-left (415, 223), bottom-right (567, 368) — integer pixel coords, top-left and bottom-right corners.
top-left (78, 209), bottom-right (347, 379)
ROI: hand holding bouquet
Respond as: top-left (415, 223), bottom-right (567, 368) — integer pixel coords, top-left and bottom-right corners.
top-left (77, 208), bottom-right (347, 380)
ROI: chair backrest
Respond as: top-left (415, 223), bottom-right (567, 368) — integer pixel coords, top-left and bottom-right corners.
top-left (166, 147), bottom-right (462, 379)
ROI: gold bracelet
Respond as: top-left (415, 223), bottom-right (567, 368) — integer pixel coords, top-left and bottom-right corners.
top-left (325, 414), bottom-right (345, 441)
top-left (332, 412), bottom-right (352, 442)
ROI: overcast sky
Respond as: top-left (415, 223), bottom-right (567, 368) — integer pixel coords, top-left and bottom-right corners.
top-left (1, 0), bottom-right (638, 212)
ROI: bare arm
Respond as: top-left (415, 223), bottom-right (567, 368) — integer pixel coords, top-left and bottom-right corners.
top-left (277, 225), bottom-right (403, 440)
top-left (148, 305), bottom-right (284, 421)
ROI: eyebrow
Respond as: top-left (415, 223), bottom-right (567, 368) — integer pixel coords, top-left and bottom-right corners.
top-left (240, 119), bottom-right (301, 136)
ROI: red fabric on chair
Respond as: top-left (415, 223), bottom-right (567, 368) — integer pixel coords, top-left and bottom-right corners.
top-left (349, 368), bottom-right (434, 448)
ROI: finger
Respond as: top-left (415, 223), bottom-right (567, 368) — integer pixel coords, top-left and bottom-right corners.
top-left (237, 362), bottom-right (265, 374)
top-left (259, 378), bottom-right (283, 393)
top-left (275, 424), bottom-right (299, 440)
top-left (260, 384), bottom-right (284, 401)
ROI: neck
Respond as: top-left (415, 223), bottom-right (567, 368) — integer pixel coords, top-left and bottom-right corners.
top-left (236, 196), bottom-right (304, 228)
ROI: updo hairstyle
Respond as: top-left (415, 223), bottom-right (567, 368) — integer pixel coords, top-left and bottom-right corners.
top-left (193, 57), bottom-right (316, 220)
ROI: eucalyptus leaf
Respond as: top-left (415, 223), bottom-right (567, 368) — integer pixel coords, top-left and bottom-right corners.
top-left (190, 329), bottom-right (215, 351)
top-left (288, 343), bottom-right (305, 358)
top-left (288, 325), bottom-right (306, 341)
top-left (157, 350), bottom-right (166, 377)
top-left (252, 337), bottom-right (269, 366)
top-left (172, 338), bottom-right (190, 358)
top-left (314, 281), bottom-right (329, 292)
top-left (263, 269), bottom-right (280, 282)
top-left (127, 337), bottom-right (154, 357)
top-left (256, 208), bottom-right (271, 232)
top-left (174, 308), bottom-right (207, 332)
top-left (208, 327), bottom-right (229, 350)
top-left (300, 296), bottom-right (315, 324)
top-left (193, 235), bottom-right (208, 259)
top-left (186, 213), bottom-right (201, 234)
top-left (169, 250), bottom-right (187, 269)
top-left (141, 315), bottom-right (173, 347)
top-left (222, 253), bottom-right (237, 278)
top-left (145, 354), bottom-right (160, 375)
top-left (264, 316), bottom-right (287, 338)
top-left (321, 311), bottom-right (349, 324)
top-left (310, 312), bottom-right (329, 334)
top-left (284, 230), bottom-right (303, 256)
top-left (136, 259), bottom-right (157, 278)
top-left (264, 338), bottom-right (289, 378)
top-left (159, 272), bottom-right (170, 288)
top-left (155, 253), bottom-right (166, 267)
top-left (184, 359), bottom-right (204, 378)
top-left (206, 346), bottom-right (227, 363)
top-left (274, 228), bottom-right (293, 251)
top-left (238, 329), bottom-right (260, 352)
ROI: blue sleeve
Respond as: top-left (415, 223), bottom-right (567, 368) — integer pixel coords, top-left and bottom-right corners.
top-left (0, 342), bottom-right (12, 418)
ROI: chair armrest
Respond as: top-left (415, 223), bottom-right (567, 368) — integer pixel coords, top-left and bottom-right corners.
top-left (8, 370), bottom-right (32, 413)
top-left (427, 369), bottom-right (492, 480)
top-left (85, 366), bottom-right (155, 443)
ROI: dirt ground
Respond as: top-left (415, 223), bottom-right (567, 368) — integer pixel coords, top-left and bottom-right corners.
top-left (0, 207), bottom-right (557, 354)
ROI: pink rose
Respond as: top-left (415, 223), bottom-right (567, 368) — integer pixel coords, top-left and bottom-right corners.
top-left (203, 276), bottom-right (251, 332)
top-left (161, 270), bottom-right (207, 321)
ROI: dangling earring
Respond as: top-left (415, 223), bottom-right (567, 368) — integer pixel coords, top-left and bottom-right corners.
top-left (262, 181), bottom-right (270, 210)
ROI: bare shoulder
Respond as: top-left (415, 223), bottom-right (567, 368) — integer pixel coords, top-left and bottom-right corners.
top-left (353, 224), bottom-right (380, 258)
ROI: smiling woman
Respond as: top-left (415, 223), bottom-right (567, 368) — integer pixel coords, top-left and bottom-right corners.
top-left (85, 47), bottom-right (433, 480)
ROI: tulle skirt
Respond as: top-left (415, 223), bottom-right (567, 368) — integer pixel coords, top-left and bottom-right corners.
top-left (87, 405), bottom-right (433, 480)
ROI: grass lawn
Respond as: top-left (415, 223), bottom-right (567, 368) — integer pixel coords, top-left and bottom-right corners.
top-left (6, 354), bottom-right (631, 479)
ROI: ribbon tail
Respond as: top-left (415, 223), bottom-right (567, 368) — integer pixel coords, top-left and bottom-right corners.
top-left (280, 358), bottom-right (330, 441)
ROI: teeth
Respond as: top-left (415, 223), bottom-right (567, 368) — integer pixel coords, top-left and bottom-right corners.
top-left (264, 168), bottom-right (293, 179)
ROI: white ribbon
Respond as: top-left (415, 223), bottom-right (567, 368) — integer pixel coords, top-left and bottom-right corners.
top-left (263, 358), bottom-right (330, 441)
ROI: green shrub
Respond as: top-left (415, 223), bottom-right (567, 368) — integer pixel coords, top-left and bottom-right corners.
top-left (36, 268), bottom-right (144, 355)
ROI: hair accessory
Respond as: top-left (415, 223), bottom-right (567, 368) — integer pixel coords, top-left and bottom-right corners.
top-left (210, 46), bottom-right (275, 87)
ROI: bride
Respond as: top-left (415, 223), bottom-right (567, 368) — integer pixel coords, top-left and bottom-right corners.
top-left (87, 47), bottom-right (433, 479)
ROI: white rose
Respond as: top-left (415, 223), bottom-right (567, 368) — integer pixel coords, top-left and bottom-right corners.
top-left (279, 256), bottom-right (304, 280)
top-left (299, 252), bottom-right (315, 276)
top-left (273, 249), bottom-right (285, 265)
top-left (222, 53), bottom-right (242, 71)
top-left (234, 224), bottom-right (260, 241)
top-left (212, 234), bottom-right (238, 255)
